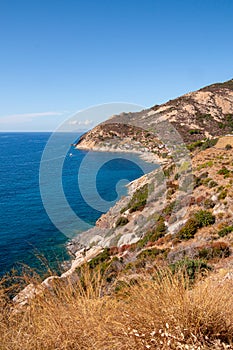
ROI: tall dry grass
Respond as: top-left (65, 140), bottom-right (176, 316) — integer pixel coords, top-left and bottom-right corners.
top-left (0, 267), bottom-right (232, 350)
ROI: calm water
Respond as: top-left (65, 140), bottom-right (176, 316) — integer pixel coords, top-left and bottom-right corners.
top-left (0, 132), bottom-right (157, 276)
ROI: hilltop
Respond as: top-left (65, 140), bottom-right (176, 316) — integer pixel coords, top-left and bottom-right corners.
top-left (76, 78), bottom-right (233, 154)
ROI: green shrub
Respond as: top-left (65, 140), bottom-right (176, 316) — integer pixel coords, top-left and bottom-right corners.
top-left (193, 175), bottom-right (202, 188)
top-left (177, 218), bottom-right (199, 240)
top-left (197, 161), bottom-right (213, 170)
top-left (218, 225), bottom-right (233, 237)
top-left (218, 189), bottom-right (227, 200)
top-left (170, 258), bottom-right (211, 281)
top-left (88, 248), bottom-right (110, 269)
top-left (189, 129), bottom-right (201, 135)
top-left (177, 210), bottom-right (215, 241)
top-left (198, 242), bottom-right (230, 260)
top-left (194, 210), bottom-right (215, 227)
top-left (136, 217), bottom-right (167, 248)
top-left (187, 138), bottom-right (218, 152)
top-left (217, 167), bottom-right (231, 177)
top-left (163, 201), bottom-right (176, 216)
top-left (203, 199), bottom-right (215, 209)
top-left (201, 138), bottom-right (218, 150)
top-left (115, 216), bottom-right (129, 227)
top-left (208, 180), bottom-right (218, 188)
top-left (149, 217), bottom-right (167, 242)
top-left (137, 248), bottom-right (163, 260)
top-left (187, 140), bottom-right (203, 151)
top-left (225, 144), bottom-right (232, 150)
top-left (127, 184), bottom-right (148, 213)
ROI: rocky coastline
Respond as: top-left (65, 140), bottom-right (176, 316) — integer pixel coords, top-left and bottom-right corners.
top-left (13, 79), bottom-right (233, 307)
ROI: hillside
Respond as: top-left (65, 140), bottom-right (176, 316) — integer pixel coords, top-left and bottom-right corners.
top-left (76, 78), bottom-right (233, 154)
top-left (4, 135), bottom-right (233, 350)
top-left (1, 79), bottom-right (233, 350)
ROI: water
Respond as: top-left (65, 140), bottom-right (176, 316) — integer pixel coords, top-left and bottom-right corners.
top-left (0, 132), bottom-right (157, 276)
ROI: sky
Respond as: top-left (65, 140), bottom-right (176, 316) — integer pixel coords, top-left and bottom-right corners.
top-left (0, 0), bottom-right (233, 131)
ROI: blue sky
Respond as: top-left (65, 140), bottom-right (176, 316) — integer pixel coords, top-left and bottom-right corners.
top-left (0, 0), bottom-right (233, 131)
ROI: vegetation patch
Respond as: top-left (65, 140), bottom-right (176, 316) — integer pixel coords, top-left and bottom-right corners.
top-left (218, 189), bottom-right (228, 200)
top-left (194, 210), bottom-right (216, 227)
top-left (115, 216), bottom-right (129, 227)
top-left (88, 248), bottom-right (111, 270)
top-left (125, 184), bottom-right (149, 213)
top-left (218, 225), bottom-right (233, 237)
top-left (225, 144), bottom-right (232, 150)
top-left (187, 140), bottom-right (203, 151)
top-left (201, 138), bottom-right (218, 150)
top-left (136, 217), bottom-right (167, 249)
top-left (137, 247), bottom-right (164, 260)
top-left (198, 242), bottom-right (231, 260)
top-left (169, 258), bottom-right (211, 281)
top-left (189, 129), bottom-right (201, 135)
top-left (217, 166), bottom-right (232, 178)
top-left (177, 210), bottom-right (215, 240)
top-left (197, 160), bottom-right (213, 170)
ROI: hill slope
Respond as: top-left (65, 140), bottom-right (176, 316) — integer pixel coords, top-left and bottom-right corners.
top-left (7, 79), bottom-right (233, 350)
top-left (76, 78), bottom-right (233, 155)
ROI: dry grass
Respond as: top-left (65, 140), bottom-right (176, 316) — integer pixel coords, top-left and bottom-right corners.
top-left (0, 267), bottom-right (233, 350)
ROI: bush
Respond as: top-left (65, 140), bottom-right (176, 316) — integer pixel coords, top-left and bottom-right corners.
top-left (218, 189), bottom-right (227, 200)
top-left (187, 140), bottom-right (203, 151)
top-left (201, 138), bottom-right (218, 150)
top-left (170, 258), bottom-right (211, 281)
top-left (218, 225), bottom-right (233, 237)
top-left (136, 217), bottom-right (167, 249)
top-left (198, 242), bottom-right (230, 260)
top-left (208, 180), bottom-right (218, 188)
top-left (189, 129), bottom-right (201, 135)
top-left (194, 210), bottom-right (216, 227)
top-left (218, 167), bottom-right (231, 177)
top-left (127, 184), bottom-right (148, 213)
top-left (88, 248), bottom-right (110, 269)
top-left (203, 199), bottom-right (215, 209)
top-left (177, 218), bottom-right (199, 240)
top-left (137, 248), bottom-right (163, 260)
top-left (225, 144), bottom-right (232, 150)
top-left (115, 216), bottom-right (129, 227)
top-left (187, 138), bottom-right (218, 152)
top-left (177, 210), bottom-right (215, 240)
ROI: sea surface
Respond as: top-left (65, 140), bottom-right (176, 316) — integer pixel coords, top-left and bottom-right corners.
top-left (0, 132), bottom-right (157, 277)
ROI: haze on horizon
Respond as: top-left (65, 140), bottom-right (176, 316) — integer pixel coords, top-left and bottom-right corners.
top-left (0, 0), bottom-right (233, 131)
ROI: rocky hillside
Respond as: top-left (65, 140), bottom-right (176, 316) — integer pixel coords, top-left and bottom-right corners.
top-left (8, 80), bottom-right (233, 350)
top-left (15, 80), bottom-right (233, 315)
top-left (15, 135), bottom-right (233, 309)
top-left (68, 136), bottom-right (233, 281)
top-left (76, 78), bottom-right (233, 154)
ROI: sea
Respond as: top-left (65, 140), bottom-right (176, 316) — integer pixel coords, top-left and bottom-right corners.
top-left (0, 132), bottom-right (157, 277)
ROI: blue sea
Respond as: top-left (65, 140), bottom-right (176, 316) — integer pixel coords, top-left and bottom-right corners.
top-left (0, 132), bottom-right (157, 277)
